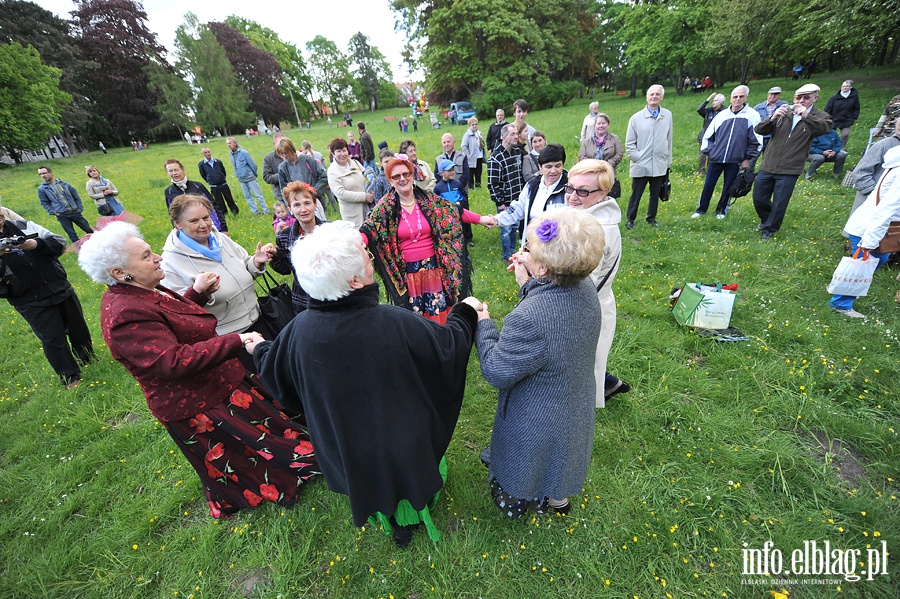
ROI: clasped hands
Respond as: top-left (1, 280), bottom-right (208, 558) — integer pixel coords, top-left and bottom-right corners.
top-left (461, 296), bottom-right (491, 321)
top-left (479, 215), bottom-right (499, 229)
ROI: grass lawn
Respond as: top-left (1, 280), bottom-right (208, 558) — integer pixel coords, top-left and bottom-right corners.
top-left (1, 68), bottom-right (898, 598)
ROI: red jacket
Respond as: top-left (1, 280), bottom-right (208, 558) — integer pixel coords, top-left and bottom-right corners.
top-left (101, 284), bottom-right (244, 422)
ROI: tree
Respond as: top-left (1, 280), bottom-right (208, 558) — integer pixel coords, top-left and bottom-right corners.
top-left (174, 13), bottom-right (253, 135)
top-left (305, 36), bottom-right (354, 114)
top-left (207, 21), bottom-right (290, 124)
top-left (68, 0), bottom-right (169, 144)
top-left (0, 42), bottom-right (71, 162)
top-left (348, 32), bottom-right (393, 110)
top-left (146, 62), bottom-right (193, 139)
top-left (223, 16), bottom-right (314, 123)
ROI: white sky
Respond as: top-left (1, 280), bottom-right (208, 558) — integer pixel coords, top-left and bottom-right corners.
top-left (34, 0), bottom-right (421, 81)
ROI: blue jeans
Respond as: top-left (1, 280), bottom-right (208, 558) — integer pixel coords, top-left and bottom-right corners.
top-left (829, 235), bottom-right (891, 310)
top-left (55, 211), bottom-right (93, 242)
top-left (499, 224), bottom-right (517, 260)
top-left (364, 159), bottom-right (377, 172)
top-left (238, 179), bottom-right (269, 214)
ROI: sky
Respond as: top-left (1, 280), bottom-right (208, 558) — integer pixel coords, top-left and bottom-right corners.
top-left (34, 0), bottom-right (421, 81)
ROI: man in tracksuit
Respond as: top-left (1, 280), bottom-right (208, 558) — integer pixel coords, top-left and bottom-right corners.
top-left (692, 86), bottom-right (762, 220)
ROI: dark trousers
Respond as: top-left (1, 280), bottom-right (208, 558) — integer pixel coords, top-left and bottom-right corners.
top-left (55, 212), bottom-right (93, 243)
top-left (627, 175), bottom-right (665, 223)
top-left (696, 162), bottom-right (740, 215)
top-left (210, 184), bottom-right (240, 215)
top-left (752, 171), bottom-right (799, 234)
top-left (468, 159), bottom-right (484, 189)
top-left (457, 200), bottom-right (473, 241)
top-left (14, 290), bottom-right (93, 383)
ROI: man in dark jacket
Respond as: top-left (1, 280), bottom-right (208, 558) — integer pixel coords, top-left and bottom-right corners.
top-left (0, 208), bottom-right (93, 388)
top-left (752, 83), bottom-right (831, 240)
top-left (36, 166), bottom-right (94, 243)
top-left (357, 122), bottom-right (376, 171)
top-left (824, 80), bottom-right (861, 148)
top-left (253, 221), bottom-right (478, 547)
top-left (198, 148), bottom-right (240, 216)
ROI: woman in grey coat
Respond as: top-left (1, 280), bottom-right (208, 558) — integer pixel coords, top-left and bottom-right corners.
top-left (474, 208), bottom-right (604, 517)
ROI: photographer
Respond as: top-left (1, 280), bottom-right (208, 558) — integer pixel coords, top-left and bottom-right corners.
top-left (0, 205), bottom-right (93, 388)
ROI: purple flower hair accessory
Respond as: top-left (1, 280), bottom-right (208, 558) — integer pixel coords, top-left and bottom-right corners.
top-left (535, 219), bottom-right (559, 243)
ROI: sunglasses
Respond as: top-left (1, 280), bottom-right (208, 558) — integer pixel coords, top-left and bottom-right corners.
top-left (390, 172), bottom-right (412, 182)
top-left (564, 184), bottom-right (601, 198)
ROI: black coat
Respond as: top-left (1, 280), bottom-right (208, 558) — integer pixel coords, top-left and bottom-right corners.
top-left (0, 220), bottom-right (71, 307)
top-left (197, 158), bottom-right (228, 187)
top-left (255, 283), bottom-right (477, 526)
top-left (824, 89), bottom-right (860, 129)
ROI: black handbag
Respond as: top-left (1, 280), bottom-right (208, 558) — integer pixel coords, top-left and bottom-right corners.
top-left (97, 202), bottom-right (113, 216)
top-left (659, 169), bottom-right (671, 202)
top-left (255, 270), bottom-right (295, 334)
top-left (727, 168), bottom-right (756, 204)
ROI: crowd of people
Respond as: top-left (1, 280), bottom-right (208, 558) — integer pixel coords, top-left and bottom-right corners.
top-left (2, 79), bottom-right (899, 548)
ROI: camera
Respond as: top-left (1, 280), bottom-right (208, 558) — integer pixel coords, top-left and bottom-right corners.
top-left (0, 232), bottom-right (38, 250)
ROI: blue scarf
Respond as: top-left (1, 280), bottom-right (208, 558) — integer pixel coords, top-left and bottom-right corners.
top-left (177, 230), bottom-right (222, 262)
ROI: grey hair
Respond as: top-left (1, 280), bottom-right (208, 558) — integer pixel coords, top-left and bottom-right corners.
top-left (78, 221), bottom-right (143, 285)
top-left (291, 221), bottom-right (366, 301)
top-left (714, 94), bottom-right (726, 104)
top-left (732, 85), bottom-right (750, 97)
top-left (500, 123), bottom-right (516, 137)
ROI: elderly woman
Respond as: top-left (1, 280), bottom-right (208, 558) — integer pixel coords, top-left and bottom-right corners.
top-left (696, 93), bottom-right (726, 175)
top-left (829, 145), bottom-right (900, 318)
top-left (253, 221), bottom-right (478, 547)
top-left (474, 208), bottom-right (604, 518)
top-left (327, 137), bottom-right (373, 228)
top-left (578, 114), bottom-right (624, 197)
top-left (85, 165), bottom-right (124, 216)
top-left (461, 116), bottom-right (485, 189)
top-left (164, 159), bottom-right (227, 233)
top-left (77, 222), bottom-right (318, 519)
top-left (495, 143), bottom-right (567, 241)
top-left (566, 159), bottom-right (631, 406)
top-left (160, 195), bottom-right (277, 368)
top-left (361, 154), bottom-right (495, 324)
top-left (825, 80), bottom-right (861, 147)
top-left (270, 181), bottom-right (323, 314)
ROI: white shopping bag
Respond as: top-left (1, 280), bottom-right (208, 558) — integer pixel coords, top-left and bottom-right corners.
top-left (826, 249), bottom-right (878, 296)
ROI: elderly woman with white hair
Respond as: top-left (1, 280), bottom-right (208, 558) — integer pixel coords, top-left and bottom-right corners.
top-left (473, 208), bottom-right (604, 519)
top-left (78, 222), bottom-right (319, 519)
top-left (252, 221), bottom-right (479, 548)
top-left (697, 92), bottom-right (726, 175)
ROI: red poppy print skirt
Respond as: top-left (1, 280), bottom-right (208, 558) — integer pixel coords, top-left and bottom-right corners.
top-left (162, 376), bottom-right (320, 518)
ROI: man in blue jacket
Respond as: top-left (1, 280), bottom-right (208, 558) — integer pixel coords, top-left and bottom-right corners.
top-left (226, 137), bottom-right (270, 215)
top-left (692, 86), bottom-right (762, 219)
top-left (36, 166), bottom-right (94, 242)
top-left (806, 130), bottom-right (847, 180)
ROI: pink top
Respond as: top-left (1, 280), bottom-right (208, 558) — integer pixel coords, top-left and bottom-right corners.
top-left (360, 206), bottom-right (481, 264)
top-left (273, 214), bottom-right (297, 233)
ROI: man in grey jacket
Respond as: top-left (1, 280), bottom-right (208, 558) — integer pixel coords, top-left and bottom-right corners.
top-left (227, 137), bottom-right (269, 215)
top-left (262, 133), bottom-right (286, 202)
top-left (624, 85), bottom-right (673, 229)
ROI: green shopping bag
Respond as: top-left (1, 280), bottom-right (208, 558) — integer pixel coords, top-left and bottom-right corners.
top-left (672, 283), bottom-right (738, 329)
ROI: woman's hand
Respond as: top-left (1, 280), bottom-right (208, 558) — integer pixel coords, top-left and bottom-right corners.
top-left (193, 271), bottom-right (220, 295)
top-left (253, 242), bottom-right (276, 268)
top-left (479, 215), bottom-right (497, 229)
top-left (509, 252), bottom-right (532, 287)
top-left (366, 192), bottom-right (375, 204)
top-left (461, 296), bottom-right (490, 321)
top-left (240, 332), bottom-right (265, 355)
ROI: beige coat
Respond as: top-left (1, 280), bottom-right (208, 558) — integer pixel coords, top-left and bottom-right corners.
top-left (625, 107), bottom-right (673, 178)
top-left (327, 160), bottom-right (368, 227)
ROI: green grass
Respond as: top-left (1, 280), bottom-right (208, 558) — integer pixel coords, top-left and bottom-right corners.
top-left (1, 68), bottom-right (899, 598)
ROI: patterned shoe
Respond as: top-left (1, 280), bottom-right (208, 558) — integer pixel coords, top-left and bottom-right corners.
top-left (490, 479), bottom-right (529, 519)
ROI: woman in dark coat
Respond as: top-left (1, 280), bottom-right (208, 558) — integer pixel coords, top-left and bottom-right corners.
top-left (474, 208), bottom-right (605, 518)
top-left (696, 93), bottom-right (725, 175)
top-left (825, 80), bottom-right (861, 148)
top-left (78, 222), bottom-right (319, 519)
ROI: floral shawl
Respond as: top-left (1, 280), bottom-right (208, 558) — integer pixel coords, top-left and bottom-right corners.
top-left (361, 186), bottom-right (466, 305)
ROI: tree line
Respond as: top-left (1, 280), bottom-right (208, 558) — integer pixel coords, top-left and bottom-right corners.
top-left (0, 0), bottom-right (397, 160)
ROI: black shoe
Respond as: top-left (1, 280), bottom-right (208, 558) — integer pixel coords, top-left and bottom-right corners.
top-left (550, 500), bottom-right (571, 515)
top-left (756, 224), bottom-right (764, 231)
top-left (625, 220), bottom-right (634, 230)
top-left (605, 379), bottom-right (631, 399)
top-left (761, 232), bottom-right (773, 241)
top-left (60, 375), bottom-right (80, 389)
top-left (647, 219), bottom-right (659, 228)
top-left (390, 517), bottom-right (418, 548)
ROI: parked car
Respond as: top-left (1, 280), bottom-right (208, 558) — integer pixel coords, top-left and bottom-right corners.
top-left (449, 101), bottom-right (477, 125)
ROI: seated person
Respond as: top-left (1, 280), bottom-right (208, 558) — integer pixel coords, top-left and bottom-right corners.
top-left (807, 129), bottom-right (847, 180)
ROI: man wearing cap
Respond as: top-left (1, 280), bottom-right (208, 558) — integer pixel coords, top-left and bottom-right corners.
top-left (752, 83), bottom-right (832, 240)
top-left (434, 133), bottom-right (470, 189)
top-left (750, 87), bottom-right (789, 171)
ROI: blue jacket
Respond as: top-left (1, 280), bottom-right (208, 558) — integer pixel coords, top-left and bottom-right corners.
top-left (37, 178), bottom-right (85, 215)
top-left (701, 104), bottom-right (762, 164)
top-left (434, 177), bottom-right (468, 203)
top-left (230, 148), bottom-right (258, 182)
top-left (809, 130), bottom-right (844, 155)
top-left (753, 99), bottom-right (788, 139)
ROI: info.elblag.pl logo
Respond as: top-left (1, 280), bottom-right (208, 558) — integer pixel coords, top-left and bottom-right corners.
top-left (742, 540), bottom-right (889, 583)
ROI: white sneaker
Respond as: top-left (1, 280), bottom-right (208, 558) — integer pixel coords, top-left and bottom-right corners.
top-left (716, 213), bottom-right (726, 220)
top-left (834, 308), bottom-right (866, 319)
top-left (691, 212), bottom-right (702, 219)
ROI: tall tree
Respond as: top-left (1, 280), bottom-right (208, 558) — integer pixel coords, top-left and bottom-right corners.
top-left (68, 0), bottom-right (169, 144)
top-left (223, 16), bottom-right (313, 122)
top-left (175, 13), bottom-right (253, 135)
top-left (305, 36), bottom-right (354, 114)
top-left (146, 62), bottom-right (193, 139)
top-left (0, 42), bottom-right (71, 162)
top-left (207, 21), bottom-right (290, 124)
top-left (347, 32), bottom-right (393, 110)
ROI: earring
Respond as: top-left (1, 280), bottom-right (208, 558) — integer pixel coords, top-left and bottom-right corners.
top-left (123, 274), bottom-right (134, 282)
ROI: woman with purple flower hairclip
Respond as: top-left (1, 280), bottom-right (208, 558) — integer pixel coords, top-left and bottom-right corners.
top-left (472, 208), bottom-right (605, 519)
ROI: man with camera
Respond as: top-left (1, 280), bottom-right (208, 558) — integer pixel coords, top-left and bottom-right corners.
top-left (0, 205), bottom-right (93, 389)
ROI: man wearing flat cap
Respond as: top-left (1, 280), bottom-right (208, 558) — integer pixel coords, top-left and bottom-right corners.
top-left (752, 83), bottom-right (831, 240)
top-left (749, 87), bottom-right (789, 171)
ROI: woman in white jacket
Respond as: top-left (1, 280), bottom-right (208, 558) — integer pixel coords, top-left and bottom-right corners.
top-left (565, 159), bottom-right (630, 407)
top-left (829, 145), bottom-right (900, 318)
top-left (326, 137), bottom-right (373, 227)
top-left (161, 195), bottom-right (276, 368)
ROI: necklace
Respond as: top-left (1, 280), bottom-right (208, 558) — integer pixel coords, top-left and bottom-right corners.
top-left (399, 203), bottom-right (424, 242)
top-left (399, 198), bottom-right (416, 207)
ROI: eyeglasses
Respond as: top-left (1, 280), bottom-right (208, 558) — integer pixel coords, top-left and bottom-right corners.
top-left (796, 94), bottom-right (814, 100)
top-left (521, 242), bottom-right (530, 253)
top-left (366, 250), bottom-right (375, 263)
top-left (390, 172), bottom-right (412, 182)
top-left (564, 184), bottom-right (601, 198)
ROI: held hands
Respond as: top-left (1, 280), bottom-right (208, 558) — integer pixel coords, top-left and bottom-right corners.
top-left (461, 296), bottom-right (490, 321)
top-left (479, 215), bottom-right (498, 229)
top-left (240, 331), bottom-right (265, 355)
top-left (253, 242), bottom-right (276, 268)
top-left (193, 271), bottom-right (220, 295)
